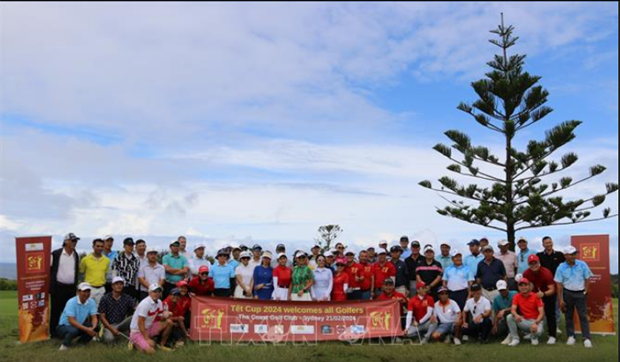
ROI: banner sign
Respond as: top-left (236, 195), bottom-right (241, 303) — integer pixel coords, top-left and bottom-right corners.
top-left (571, 234), bottom-right (615, 335)
top-left (15, 236), bottom-right (52, 343)
top-left (190, 297), bottom-right (402, 342)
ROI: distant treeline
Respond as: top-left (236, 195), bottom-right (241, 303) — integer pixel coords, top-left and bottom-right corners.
top-left (0, 278), bottom-right (17, 291)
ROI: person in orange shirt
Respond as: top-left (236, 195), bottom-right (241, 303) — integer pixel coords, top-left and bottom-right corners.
top-left (332, 258), bottom-right (350, 301)
top-left (162, 288), bottom-right (190, 347)
top-left (404, 281), bottom-right (435, 343)
top-left (373, 249), bottom-right (396, 298)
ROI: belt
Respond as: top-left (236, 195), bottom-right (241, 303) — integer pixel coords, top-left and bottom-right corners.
top-left (565, 289), bottom-right (585, 293)
top-left (483, 287), bottom-right (497, 291)
top-left (91, 285), bottom-right (104, 288)
top-left (278, 285), bottom-right (289, 289)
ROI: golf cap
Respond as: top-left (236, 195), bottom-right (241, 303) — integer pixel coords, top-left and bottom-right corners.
top-left (450, 249), bottom-right (462, 258)
top-left (103, 235), bottom-right (114, 241)
top-left (411, 240), bottom-right (421, 247)
top-left (311, 244), bottom-right (321, 250)
top-left (194, 243), bottom-right (206, 251)
top-left (170, 288), bottom-right (181, 296)
top-left (262, 251), bottom-right (273, 260)
top-left (276, 243), bottom-right (286, 250)
top-left (383, 278), bottom-right (394, 286)
top-left (438, 286), bottom-right (449, 294)
top-left (517, 236), bottom-right (528, 243)
top-left (518, 277), bottom-right (531, 285)
top-left (496, 280), bottom-right (508, 291)
top-left (470, 283), bottom-right (482, 291)
top-left (379, 240), bottom-right (388, 246)
top-left (416, 281), bottom-right (427, 289)
top-left (295, 251), bottom-right (308, 258)
top-left (216, 249), bottom-right (229, 257)
top-left (440, 242), bottom-right (450, 247)
top-left (169, 240), bottom-right (180, 247)
top-left (563, 245), bottom-right (578, 254)
top-left (146, 247), bottom-right (158, 254)
top-left (400, 236), bottom-right (409, 242)
top-left (232, 245), bottom-right (241, 251)
top-left (239, 244), bottom-right (248, 250)
top-left (482, 245), bottom-right (494, 252)
top-left (498, 239), bottom-right (509, 247)
top-left (176, 280), bottom-right (188, 288)
top-left (467, 239), bottom-right (480, 246)
top-left (345, 250), bottom-right (355, 256)
top-left (198, 265), bottom-right (209, 274)
top-left (240, 250), bottom-right (252, 259)
top-left (335, 258), bottom-right (347, 266)
top-left (277, 252), bottom-right (287, 260)
top-left (112, 276), bottom-right (125, 284)
top-left (77, 282), bottom-right (92, 291)
top-left (377, 249), bottom-right (388, 255)
top-left (148, 283), bottom-right (163, 292)
top-left (252, 244), bottom-right (262, 251)
top-left (423, 245), bottom-right (435, 253)
top-left (123, 237), bottom-right (135, 245)
top-left (64, 233), bottom-right (80, 241)
top-left (390, 245), bottom-right (403, 253)
top-left (367, 246), bottom-right (375, 251)
top-left (528, 254), bottom-right (540, 264)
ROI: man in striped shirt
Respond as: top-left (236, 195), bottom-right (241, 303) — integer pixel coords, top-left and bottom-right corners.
top-left (112, 238), bottom-right (140, 298)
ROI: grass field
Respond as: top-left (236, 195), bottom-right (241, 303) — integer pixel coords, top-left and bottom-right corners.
top-left (0, 290), bottom-right (617, 362)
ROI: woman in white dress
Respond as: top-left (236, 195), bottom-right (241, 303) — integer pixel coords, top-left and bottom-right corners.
top-left (311, 255), bottom-right (333, 301)
top-left (234, 251), bottom-right (255, 298)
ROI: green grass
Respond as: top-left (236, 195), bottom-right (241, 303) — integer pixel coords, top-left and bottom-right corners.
top-left (0, 291), bottom-right (617, 362)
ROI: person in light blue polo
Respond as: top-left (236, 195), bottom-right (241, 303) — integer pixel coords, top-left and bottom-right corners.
top-left (464, 239), bottom-right (483, 279)
top-left (516, 237), bottom-right (537, 274)
top-left (209, 249), bottom-right (236, 297)
top-left (555, 245), bottom-right (594, 348)
top-left (56, 282), bottom-right (99, 351)
top-left (442, 249), bottom-right (473, 311)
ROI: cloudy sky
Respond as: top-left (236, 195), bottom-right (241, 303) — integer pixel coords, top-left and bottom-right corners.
top-left (1, 2), bottom-right (618, 271)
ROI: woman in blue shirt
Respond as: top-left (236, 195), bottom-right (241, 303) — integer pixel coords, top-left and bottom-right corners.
top-left (253, 251), bottom-right (274, 300)
top-left (208, 249), bottom-right (236, 297)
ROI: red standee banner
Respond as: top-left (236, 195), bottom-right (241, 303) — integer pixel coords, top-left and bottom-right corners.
top-left (571, 234), bottom-right (615, 335)
top-left (15, 236), bottom-right (52, 343)
top-left (190, 297), bottom-right (402, 342)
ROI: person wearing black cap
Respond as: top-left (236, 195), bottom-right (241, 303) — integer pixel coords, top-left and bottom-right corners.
top-left (50, 233), bottom-right (81, 336)
top-left (209, 249), bottom-right (237, 297)
top-left (102, 235), bottom-right (118, 293)
top-left (271, 244), bottom-right (293, 268)
top-left (250, 244), bottom-right (263, 269)
top-left (400, 236), bottom-right (411, 259)
top-left (390, 245), bottom-right (409, 296)
top-left (162, 241), bottom-right (189, 297)
top-left (405, 240), bottom-right (423, 297)
top-left (475, 245), bottom-right (507, 304)
top-left (464, 239), bottom-right (483, 279)
top-left (112, 237), bottom-right (140, 298)
top-left (460, 283), bottom-right (492, 343)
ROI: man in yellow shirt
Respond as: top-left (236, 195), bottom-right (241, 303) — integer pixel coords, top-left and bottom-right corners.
top-left (79, 238), bottom-right (110, 307)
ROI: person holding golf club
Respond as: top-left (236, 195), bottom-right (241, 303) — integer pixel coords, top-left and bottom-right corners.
top-left (99, 276), bottom-right (136, 344)
top-left (129, 283), bottom-right (174, 354)
top-left (404, 281), bottom-right (435, 343)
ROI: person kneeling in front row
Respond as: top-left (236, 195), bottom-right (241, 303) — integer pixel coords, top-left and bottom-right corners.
top-left (129, 284), bottom-right (174, 354)
top-left (507, 278), bottom-right (545, 346)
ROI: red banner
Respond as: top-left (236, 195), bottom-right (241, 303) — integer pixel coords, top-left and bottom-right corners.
top-left (571, 234), bottom-right (615, 335)
top-left (15, 236), bottom-right (52, 343)
top-left (190, 297), bottom-right (402, 342)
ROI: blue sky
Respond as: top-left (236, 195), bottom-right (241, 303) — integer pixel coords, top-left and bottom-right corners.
top-left (1, 3), bottom-right (618, 271)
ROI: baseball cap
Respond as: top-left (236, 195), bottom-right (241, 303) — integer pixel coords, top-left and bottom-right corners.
top-left (112, 276), bottom-right (125, 284)
top-left (423, 245), bottom-right (435, 253)
top-left (482, 245), bottom-right (494, 252)
top-left (295, 251), bottom-right (308, 258)
top-left (176, 280), bottom-right (188, 288)
top-left (440, 242), bottom-right (450, 247)
top-left (252, 244), bottom-right (262, 251)
top-left (563, 245), bottom-right (577, 254)
top-left (515, 273), bottom-right (524, 283)
top-left (498, 239), bottom-right (509, 247)
top-left (411, 240), bottom-right (421, 247)
top-left (379, 240), bottom-right (388, 246)
top-left (103, 235), bottom-right (114, 241)
top-left (240, 250), bottom-right (252, 259)
top-left (416, 281), bottom-right (427, 289)
top-left (390, 245), bottom-right (403, 253)
top-left (496, 280), bottom-right (508, 291)
top-left (239, 244), bottom-right (248, 250)
top-left (232, 245), bottom-right (241, 251)
top-left (146, 247), bottom-right (158, 254)
top-left (169, 240), bottom-right (180, 247)
top-left (170, 288), bottom-right (181, 296)
top-left (277, 252), bottom-right (287, 260)
top-left (276, 243), bottom-right (286, 250)
top-left (216, 249), bottom-right (229, 257)
top-left (377, 249), bottom-right (388, 255)
top-left (467, 239), bottom-right (480, 246)
top-left (344, 250), bottom-right (355, 256)
top-left (470, 283), bottom-right (482, 291)
top-left (194, 243), bottom-right (206, 251)
top-left (335, 258), bottom-right (347, 266)
top-left (517, 236), bottom-right (528, 243)
top-left (367, 246), bottom-right (375, 251)
top-left (148, 283), bottom-right (163, 292)
top-left (528, 254), bottom-right (540, 264)
top-left (198, 265), bottom-right (209, 274)
top-left (123, 237), bottom-right (135, 245)
top-left (77, 282), bottom-right (92, 291)
top-left (400, 236), bottom-right (409, 242)
top-left (311, 244), bottom-right (321, 250)
top-left (518, 277), bottom-right (531, 285)
top-left (262, 251), bottom-right (273, 260)
top-left (383, 278), bottom-right (394, 285)
top-left (450, 249), bottom-right (462, 258)
top-left (438, 286), bottom-right (449, 294)
top-left (64, 233), bottom-right (80, 241)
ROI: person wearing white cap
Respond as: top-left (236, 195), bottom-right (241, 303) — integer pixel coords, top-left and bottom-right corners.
top-left (188, 243), bottom-right (212, 277)
top-left (554, 245), bottom-right (594, 348)
top-left (98, 277), bottom-right (136, 344)
top-left (50, 232), bottom-right (81, 336)
top-left (272, 253), bottom-right (292, 301)
top-left (496, 239), bottom-right (518, 290)
top-left (442, 249), bottom-right (473, 311)
top-left (308, 244), bottom-right (322, 270)
top-left (291, 251), bottom-right (314, 301)
top-left (129, 283), bottom-right (174, 353)
top-left (56, 282), bottom-right (99, 351)
top-left (234, 251), bottom-right (255, 298)
top-left (491, 279), bottom-right (517, 344)
top-left (310, 255), bottom-right (333, 301)
top-left (416, 245), bottom-right (443, 300)
top-left (137, 247), bottom-right (166, 300)
top-left (253, 251), bottom-right (274, 300)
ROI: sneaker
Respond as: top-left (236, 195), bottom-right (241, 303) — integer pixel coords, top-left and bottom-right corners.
top-left (566, 336), bottom-right (576, 346)
top-left (462, 335), bottom-right (469, 341)
top-left (174, 340), bottom-right (185, 348)
top-left (508, 339), bottom-right (520, 347)
top-left (584, 339), bottom-right (593, 348)
top-left (158, 345), bottom-right (174, 352)
top-left (524, 333), bottom-right (531, 340)
top-left (420, 337), bottom-right (428, 345)
top-left (127, 341), bottom-right (134, 350)
top-left (501, 335), bottom-right (512, 345)
top-left (531, 338), bottom-right (539, 346)
top-left (443, 335), bottom-right (451, 344)
top-left (453, 338), bottom-right (461, 345)
top-left (59, 345), bottom-right (69, 351)
top-left (547, 337), bottom-right (556, 345)
top-left (556, 328), bottom-right (562, 335)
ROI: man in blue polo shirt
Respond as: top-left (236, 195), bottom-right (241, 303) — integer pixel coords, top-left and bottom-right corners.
top-left (516, 237), bottom-right (536, 274)
top-left (209, 249), bottom-right (236, 297)
top-left (442, 249), bottom-right (473, 311)
top-left (555, 246), bottom-right (593, 348)
top-left (162, 240), bottom-right (189, 297)
top-left (476, 245), bottom-right (507, 304)
top-left (56, 282), bottom-right (99, 351)
top-left (464, 239), bottom-right (483, 279)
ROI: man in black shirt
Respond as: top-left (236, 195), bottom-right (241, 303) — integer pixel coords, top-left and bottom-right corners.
top-left (405, 240), bottom-right (423, 297)
top-left (390, 246), bottom-right (409, 296)
top-left (416, 245), bottom-right (443, 299)
top-left (537, 236), bottom-right (565, 275)
top-left (98, 276), bottom-right (136, 343)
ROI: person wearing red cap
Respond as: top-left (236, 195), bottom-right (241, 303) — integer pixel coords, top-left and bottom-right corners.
top-left (331, 258), bottom-right (350, 301)
top-left (188, 265), bottom-right (214, 296)
top-left (344, 251), bottom-right (362, 300)
top-left (523, 254), bottom-right (557, 344)
top-left (404, 281), bottom-right (435, 343)
top-left (373, 250), bottom-right (396, 298)
top-left (507, 278), bottom-right (545, 346)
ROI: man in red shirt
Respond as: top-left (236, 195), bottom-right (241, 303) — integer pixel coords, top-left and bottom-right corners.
top-left (345, 250), bottom-right (363, 300)
top-left (188, 265), bottom-right (215, 296)
top-left (373, 250), bottom-right (396, 298)
top-left (358, 250), bottom-right (375, 300)
top-left (522, 254), bottom-right (557, 344)
top-left (376, 278), bottom-right (407, 331)
top-left (404, 281), bottom-right (435, 343)
top-left (507, 278), bottom-right (545, 346)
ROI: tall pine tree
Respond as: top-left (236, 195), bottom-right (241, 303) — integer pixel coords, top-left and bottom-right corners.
top-left (419, 15), bottom-right (618, 246)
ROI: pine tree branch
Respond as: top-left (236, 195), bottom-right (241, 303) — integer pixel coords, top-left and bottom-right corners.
top-left (515, 214), bottom-right (619, 231)
top-left (427, 187), bottom-right (501, 206)
top-left (445, 156), bottom-right (506, 183)
top-left (513, 173), bottom-right (603, 206)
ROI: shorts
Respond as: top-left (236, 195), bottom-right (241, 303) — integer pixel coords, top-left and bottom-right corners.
top-left (130, 322), bottom-right (161, 351)
top-left (435, 322), bottom-right (455, 335)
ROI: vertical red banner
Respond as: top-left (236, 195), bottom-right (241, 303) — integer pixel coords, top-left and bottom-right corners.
top-left (15, 236), bottom-right (52, 343)
top-left (571, 234), bottom-right (615, 335)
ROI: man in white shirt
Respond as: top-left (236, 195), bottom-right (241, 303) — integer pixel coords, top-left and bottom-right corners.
top-left (188, 243), bottom-right (212, 277)
top-left (137, 248), bottom-right (166, 300)
top-left (129, 284), bottom-right (173, 354)
top-left (459, 284), bottom-right (492, 343)
top-left (50, 233), bottom-right (81, 336)
top-left (426, 287), bottom-right (462, 344)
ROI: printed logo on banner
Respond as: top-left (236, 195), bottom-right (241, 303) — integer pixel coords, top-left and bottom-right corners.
top-left (25, 243), bottom-right (44, 252)
top-left (230, 324), bottom-right (249, 333)
top-left (201, 307), bottom-right (226, 330)
top-left (274, 325), bottom-right (285, 335)
top-left (580, 243), bottom-right (600, 262)
top-left (368, 309), bottom-right (393, 331)
top-left (290, 325), bottom-right (314, 335)
top-left (254, 324), bottom-right (268, 334)
top-left (350, 325), bottom-right (366, 334)
top-left (321, 325), bottom-right (333, 335)
top-left (26, 253), bottom-right (44, 274)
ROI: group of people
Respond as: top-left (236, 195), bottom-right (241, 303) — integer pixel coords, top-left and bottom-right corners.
top-left (49, 233), bottom-right (595, 353)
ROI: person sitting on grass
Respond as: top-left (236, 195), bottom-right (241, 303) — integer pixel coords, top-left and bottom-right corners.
top-left (129, 284), bottom-right (174, 354)
top-left (56, 282), bottom-right (99, 351)
top-left (163, 288), bottom-right (191, 347)
top-left (99, 276), bottom-right (136, 344)
top-left (426, 286), bottom-right (462, 345)
top-left (507, 278), bottom-right (545, 347)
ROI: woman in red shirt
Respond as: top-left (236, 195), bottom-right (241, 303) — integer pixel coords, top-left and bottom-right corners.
top-left (332, 258), bottom-right (350, 301)
top-left (272, 253), bottom-right (292, 301)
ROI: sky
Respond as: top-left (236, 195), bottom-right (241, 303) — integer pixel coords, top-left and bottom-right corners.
top-left (1, 2), bottom-right (618, 271)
